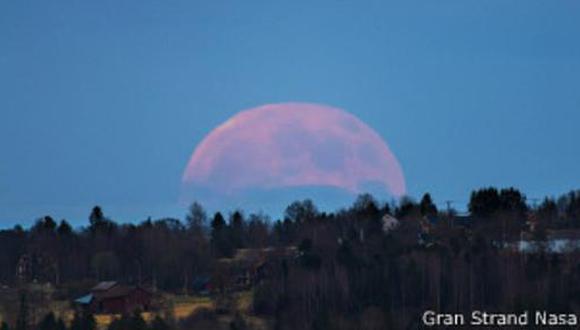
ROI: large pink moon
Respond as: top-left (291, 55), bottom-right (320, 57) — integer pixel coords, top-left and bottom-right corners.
top-left (181, 103), bottom-right (406, 201)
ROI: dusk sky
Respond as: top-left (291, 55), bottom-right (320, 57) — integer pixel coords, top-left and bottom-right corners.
top-left (1, 1), bottom-right (579, 226)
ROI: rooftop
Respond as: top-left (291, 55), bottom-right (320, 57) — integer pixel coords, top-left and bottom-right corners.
top-left (91, 281), bottom-right (118, 292)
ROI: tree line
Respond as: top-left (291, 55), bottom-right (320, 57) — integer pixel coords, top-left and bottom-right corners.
top-left (1, 188), bottom-right (580, 329)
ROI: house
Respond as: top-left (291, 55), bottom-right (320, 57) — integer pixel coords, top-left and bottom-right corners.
top-left (74, 281), bottom-right (153, 314)
top-left (214, 247), bottom-right (297, 291)
top-left (382, 214), bottom-right (400, 233)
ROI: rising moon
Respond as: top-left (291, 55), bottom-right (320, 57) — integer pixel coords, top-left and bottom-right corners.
top-left (181, 103), bottom-right (406, 204)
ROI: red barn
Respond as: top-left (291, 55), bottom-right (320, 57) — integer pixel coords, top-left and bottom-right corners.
top-left (75, 281), bottom-right (153, 314)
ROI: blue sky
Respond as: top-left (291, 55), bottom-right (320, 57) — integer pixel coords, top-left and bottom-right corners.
top-left (1, 1), bottom-right (579, 226)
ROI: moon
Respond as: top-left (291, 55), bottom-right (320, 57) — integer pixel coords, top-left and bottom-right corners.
top-left (181, 103), bottom-right (406, 204)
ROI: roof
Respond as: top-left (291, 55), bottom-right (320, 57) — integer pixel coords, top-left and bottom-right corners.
top-left (74, 293), bottom-right (94, 305)
top-left (91, 281), bottom-right (118, 292)
top-left (94, 285), bottom-right (152, 300)
top-left (94, 286), bottom-right (133, 299)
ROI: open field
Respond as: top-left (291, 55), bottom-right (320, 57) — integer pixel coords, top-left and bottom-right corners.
top-left (0, 289), bottom-right (267, 330)
top-left (82, 295), bottom-right (215, 329)
top-left (169, 295), bottom-right (214, 319)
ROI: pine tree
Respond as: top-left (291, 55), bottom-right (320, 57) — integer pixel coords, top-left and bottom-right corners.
top-left (211, 212), bottom-right (233, 257)
top-left (229, 211), bottom-right (245, 249)
top-left (186, 202), bottom-right (207, 230)
top-left (89, 206), bottom-right (105, 225)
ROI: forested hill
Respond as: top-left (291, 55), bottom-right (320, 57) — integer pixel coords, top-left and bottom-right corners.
top-left (1, 188), bottom-right (580, 289)
top-left (1, 188), bottom-right (580, 329)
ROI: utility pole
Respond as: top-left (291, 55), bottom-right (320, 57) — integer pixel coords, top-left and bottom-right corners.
top-left (445, 200), bottom-right (454, 227)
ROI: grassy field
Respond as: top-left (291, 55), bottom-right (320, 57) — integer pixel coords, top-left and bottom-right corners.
top-left (166, 295), bottom-right (214, 319)
top-left (0, 290), bottom-right (270, 330)
top-left (91, 295), bottom-right (215, 329)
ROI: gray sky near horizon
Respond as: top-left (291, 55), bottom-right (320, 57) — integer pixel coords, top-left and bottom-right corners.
top-left (1, 1), bottom-right (579, 227)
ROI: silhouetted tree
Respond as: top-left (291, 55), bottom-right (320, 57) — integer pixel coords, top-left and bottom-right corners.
top-left (3, 188), bottom-right (580, 329)
top-left (273, 218), bottom-right (295, 246)
top-left (498, 187), bottom-right (527, 215)
top-left (89, 206), bottom-right (105, 225)
top-left (211, 212), bottom-right (233, 258)
top-left (57, 220), bottom-right (73, 236)
top-left (469, 187), bottom-right (501, 217)
top-left (186, 202), bottom-right (207, 231)
top-left (229, 211), bottom-right (245, 249)
top-left (396, 196), bottom-right (419, 219)
top-left (420, 193), bottom-right (438, 217)
top-left (33, 216), bottom-right (57, 233)
top-left (284, 200), bottom-right (318, 223)
top-left (563, 190), bottom-right (580, 221)
top-left (352, 194), bottom-right (380, 220)
top-left (381, 202), bottom-right (393, 216)
top-left (246, 213), bottom-right (270, 248)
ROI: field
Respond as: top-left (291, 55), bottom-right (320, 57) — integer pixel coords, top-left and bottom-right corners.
top-left (91, 292), bottom-right (270, 330)
top-left (169, 295), bottom-right (214, 319)
top-left (65, 295), bottom-right (213, 329)
top-left (0, 287), bottom-right (269, 330)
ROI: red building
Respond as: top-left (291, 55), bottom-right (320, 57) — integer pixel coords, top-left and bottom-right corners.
top-left (75, 281), bottom-right (152, 314)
